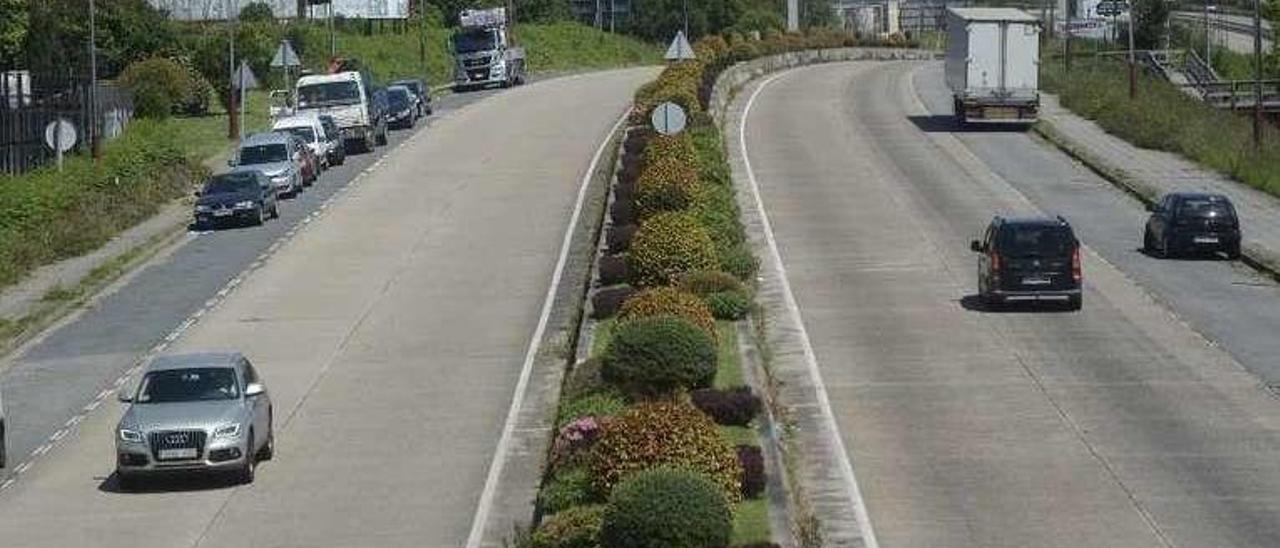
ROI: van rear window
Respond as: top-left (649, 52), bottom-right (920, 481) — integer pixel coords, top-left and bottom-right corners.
top-left (998, 225), bottom-right (1073, 258)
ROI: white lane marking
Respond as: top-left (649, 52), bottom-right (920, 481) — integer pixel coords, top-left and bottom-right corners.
top-left (463, 109), bottom-right (631, 548)
top-left (0, 479), bottom-right (14, 490)
top-left (739, 70), bottom-right (881, 548)
top-left (50, 429), bottom-right (67, 442)
top-left (13, 462), bottom-right (30, 475)
top-left (31, 444), bottom-right (50, 457)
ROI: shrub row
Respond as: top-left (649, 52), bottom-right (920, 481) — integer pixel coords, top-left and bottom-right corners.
top-left (537, 27), bottom-right (902, 548)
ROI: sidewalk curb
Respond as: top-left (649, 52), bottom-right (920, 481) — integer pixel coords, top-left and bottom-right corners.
top-left (1032, 117), bottom-right (1280, 281)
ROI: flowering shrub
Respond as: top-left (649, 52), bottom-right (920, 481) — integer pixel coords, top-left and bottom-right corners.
top-left (628, 212), bottom-right (718, 286)
top-left (616, 287), bottom-right (717, 341)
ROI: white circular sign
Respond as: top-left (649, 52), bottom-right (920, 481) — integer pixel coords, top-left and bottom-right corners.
top-left (44, 119), bottom-right (77, 152)
top-left (650, 101), bottom-right (687, 136)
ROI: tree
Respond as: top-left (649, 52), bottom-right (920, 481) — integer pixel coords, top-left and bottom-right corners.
top-left (25, 0), bottom-right (175, 79)
top-left (800, 0), bottom-right (835, 28)
top-left (517, 0), bottom-right (573, 23)
top-left (239, 2), bottom-right (276, 23)
top-left (1131, 0), bottom-right (1172, 50)
top-left (0, 0), bottom-right (26, 69)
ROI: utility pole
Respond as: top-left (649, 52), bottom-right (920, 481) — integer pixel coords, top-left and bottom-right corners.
top-left (418, 0), bottom-right (427, 75)
top-left (1204, 3), bottom-right (1211, 65)
top-left (683, 0), bottom-right (689, 36)
top-left (1253, 0), bottom-right (1263, 150)
top-left (330, 1), bottom-right (337, 57)
top-left (228, 0), bottom-right (239, 141)
top-left (610, 0), bottom-right (615, 32)
top-left (1128, 4), bottom-right (1137, 99)
top-left (89, 0), bottom-right (101, 162)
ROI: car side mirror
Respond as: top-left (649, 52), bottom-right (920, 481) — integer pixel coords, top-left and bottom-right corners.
top-left (245, 383), bottom-right (265, 397)
top-left (117, 391), bottom-right (132, 403)
top-left (193, 190), bottom-right (202, 197)
top-left (970, 240), bottom-right (984, 253)
top-left (227, 158), bottom-right (238, 167)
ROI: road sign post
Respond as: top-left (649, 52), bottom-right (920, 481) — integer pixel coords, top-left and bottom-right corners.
top-left (44, 119), bottom-right (77, 172)
top-left (651, 102), bottom-right (687, 136)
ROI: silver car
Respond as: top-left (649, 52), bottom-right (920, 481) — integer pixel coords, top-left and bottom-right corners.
top-left (115, 352), bottom-right (273, 489)
top-left (230, 132), bottom-right (304, 198)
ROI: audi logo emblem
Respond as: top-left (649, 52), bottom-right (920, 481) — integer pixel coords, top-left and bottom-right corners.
top-left (165, 433), bottom-right (191, 445)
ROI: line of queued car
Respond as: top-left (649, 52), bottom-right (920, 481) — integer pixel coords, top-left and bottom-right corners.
top-left (970, 192), bottom-right (1243, 312)
top-left (191, 78), bottom-right (432, 232)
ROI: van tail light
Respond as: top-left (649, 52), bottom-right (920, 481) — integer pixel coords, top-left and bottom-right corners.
top-left (990, 250), bottom-right (1001, 278)
top-left (1072, 248), bottom-right (1082, 283)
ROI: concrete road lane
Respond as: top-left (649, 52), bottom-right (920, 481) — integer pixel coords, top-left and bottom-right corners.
top-left (737, 62), bottom-right (1280, 547)
top-left (0, 68), bottom-right (654, 547)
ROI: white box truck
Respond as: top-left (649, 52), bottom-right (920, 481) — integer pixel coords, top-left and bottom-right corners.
top-left (451, 7), bottom-right (526, 91)
top-left (945, 8), bottom-right (1041, 124)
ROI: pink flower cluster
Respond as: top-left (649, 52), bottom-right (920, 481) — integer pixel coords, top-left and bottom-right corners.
top-left (551, 416), bottom-right (602, 467)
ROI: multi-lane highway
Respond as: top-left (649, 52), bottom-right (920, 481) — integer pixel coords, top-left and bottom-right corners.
top-left (0, 68), bottom-right (652, 547)
top-left (735, 61), bottom-right (1280, 547)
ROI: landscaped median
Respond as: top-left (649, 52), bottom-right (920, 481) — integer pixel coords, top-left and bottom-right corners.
top-left (522, 30), bottom-right (927, 548)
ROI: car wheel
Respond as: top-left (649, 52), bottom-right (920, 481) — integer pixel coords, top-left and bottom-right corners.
top-left (1067, 295), bottom-right (1083, 311)
top-left (376, 127), bottom-right (388, 146)
top-left (1161, 235), bottom-right (1175, 259)
top-left (0, 421), bottom-right (6, 468)
top-left (1143, 227), bottom-right (1154, 254)
top-left (252, 206), bottom-right (266, 226)
top-left (1226, 242), bottom-right (1242, 260)
top-left (271, 204), bottom-right (280, 219)
top-left (258, 415), bottom-right (275, 462)
top-left (238, 432), bottom-right (257, 484)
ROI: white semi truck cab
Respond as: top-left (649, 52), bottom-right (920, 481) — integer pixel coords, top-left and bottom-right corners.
top-left (945, 8), bottom-right (1041, 124)
top-left (451, 8), bottom-right (527, 91)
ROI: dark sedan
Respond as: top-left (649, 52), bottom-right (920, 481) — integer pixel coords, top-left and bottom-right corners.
top-left (386, 85), bottom-right (416, 130)
top-left (1144, 192), bottom-right (1241, 259)
top-left (193, 172), bottom-right (279, 229)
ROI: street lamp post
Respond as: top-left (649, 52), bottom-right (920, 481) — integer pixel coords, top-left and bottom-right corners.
top-left (89, 0), bottom-right (101, 162)
top-left (227, 0), bottom-right (239, 141)
top-left (1128, 4), bottom-right (1137, 99)
top-left (1253, 0), bottom-right (1263, 150)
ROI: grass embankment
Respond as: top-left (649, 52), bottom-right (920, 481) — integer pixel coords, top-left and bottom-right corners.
top-left (292, 22), bottom-right (662, 86)
top-left (1041, 52), bottom-right (1280, 196)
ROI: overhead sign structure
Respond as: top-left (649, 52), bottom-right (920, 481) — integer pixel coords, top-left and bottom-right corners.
top-left (271, 40), bottom-right (301, 68)
top-left (651, 101), bottom-right (687, 136)
top-left (665, 31), bottom-right (697, 61)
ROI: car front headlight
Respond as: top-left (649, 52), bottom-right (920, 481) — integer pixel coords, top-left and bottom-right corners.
top-left (212, 423), bottom-right (242, 440)
top-left (234, 200), bottom-right (255, 209)
top-left (270, 175), bottom-right (290, 184)
top-left (194, 204), bottom-right (211, 213)
top-left (119, 428), bottom-right (144, 443)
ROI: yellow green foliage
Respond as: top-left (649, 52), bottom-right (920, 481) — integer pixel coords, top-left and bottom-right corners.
top-left (635, 156), bottom-right (700, 217)
top-left (617, 287), bottom-right (717, 341)
top-left (628, 212), bottom-right (718, 286)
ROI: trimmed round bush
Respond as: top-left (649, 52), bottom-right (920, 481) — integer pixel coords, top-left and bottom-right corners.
top-left (706, 290), bottom-right (752, 320)
top-left (532, 504), bottom-right (606, 548)
top-left (737, 445), bottom-right (766, 499)
top-left (591, 286), bottom-right (638, 319)
top-left (629, 212), bottom-right (718, 286)
top-left (676, 270), bottom-right (746, 297)
top-left (635, 156), bottom-right (700, 217)
top-left (591, 401), bottom-right (741, 501)
top-left (599, 467), bottom-right (733, 548)
top-left (605, 224), bottom-right (637, 255)
top-left (539, 467), bottom-right (597, 516)
top-left (598, 254), bottom-right (630, 285)
top-left (617, 287), bottom-right (717, 341)
top-left (119, 57), bottom-right (193, 119)
top-left (602, 316), bottom-right (716, 397)
top-left (557, 392), bottom-right (626, 428)
top-left (691, 387), bottom-right (763, 427)
top-left (643, 133), bottom-right (698, 169)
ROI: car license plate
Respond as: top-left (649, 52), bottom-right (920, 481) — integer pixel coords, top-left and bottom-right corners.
top-left (1022, 276), bottom-right (1051, 286)
top-left (213, 209), bottom-right (233, 217)
top-left (985, 107), bottom-right (1018, 119)
top-left (1194, 236), bottom-right (1219, 244)
top-left (158, 448), bottom-right (197, 460)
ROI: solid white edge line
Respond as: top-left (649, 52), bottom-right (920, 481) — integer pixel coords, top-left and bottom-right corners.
top-left (464, 108), bottom-right (630, 548)
top-left (739, 70), bottom-right (881, 548)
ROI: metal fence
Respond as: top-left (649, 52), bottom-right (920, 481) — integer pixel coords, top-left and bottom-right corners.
top-left (0, 72), bottom-right (133, 176)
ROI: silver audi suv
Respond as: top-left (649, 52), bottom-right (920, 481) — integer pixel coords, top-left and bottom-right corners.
top-left (115, 352), bottom-right (273, 489)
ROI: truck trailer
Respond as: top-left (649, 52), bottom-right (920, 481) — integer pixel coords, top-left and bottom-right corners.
top-left (945, 8), bottom-right (1041, 124)
top-left (451, 7), bottom-right (527, 91)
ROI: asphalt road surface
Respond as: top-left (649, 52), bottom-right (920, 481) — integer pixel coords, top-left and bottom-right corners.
top-left (737, 61), bottom-right (1280, 547)
top-left (0, 68), bottom-right (653, 547)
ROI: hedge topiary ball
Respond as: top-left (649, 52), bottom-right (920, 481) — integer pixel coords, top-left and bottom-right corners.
top-left (617, 287), bottom-right (717, 341)
top-left (635, 156), bottom-right (700, 218)
top-left (628, 212), bottom-right (718, 286)
top-left (531, 504), bottom-right (606, 548)
top-left (590, 400), bottom-right (741, 502)
top-left (599, 467), bottom-right (733, 548)
top-left (603, 316), bottom-right (717, 397)
top-left (643, 133), bottom-right (699, 169)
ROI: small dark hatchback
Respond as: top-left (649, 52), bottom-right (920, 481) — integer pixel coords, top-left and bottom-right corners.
top-left (193, 172), bottom-right (279, 229)
top-left (1143, 192), bottom-right (1241, 259)
top-left (972, 216), bottom-right (1082, 310)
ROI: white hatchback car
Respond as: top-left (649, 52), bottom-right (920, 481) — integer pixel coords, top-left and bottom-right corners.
top-left (272, 114), bottom-right (332, 172)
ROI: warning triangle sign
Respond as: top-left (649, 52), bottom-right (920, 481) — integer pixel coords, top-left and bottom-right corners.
top-left (271, 40), bottom-right (301, 68)
top-left (664, 31), bottom-right (697, 61)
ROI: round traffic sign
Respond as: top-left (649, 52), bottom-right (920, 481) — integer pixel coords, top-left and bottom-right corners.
top-left (44, 119), bottom-right (77, 152)
top-left (650, 101), bottom-right (687, 136)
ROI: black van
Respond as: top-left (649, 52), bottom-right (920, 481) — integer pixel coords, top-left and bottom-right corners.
top-left (971, 216), bottom-right (1082, 310)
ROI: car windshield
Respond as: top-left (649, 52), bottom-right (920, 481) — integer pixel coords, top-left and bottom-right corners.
top-left (203, 174), bottom-right (258, 195)
top-left (281, 126), bottom-right (316, 143)
top-left (453, 29), bottom-right (497, 54)
top-left (135, 368), bottom-right (239, 403)
top-left (998, 225), bottom-right (1073, 258)
top-left (239, 143), bottom-right (288, 165)
top-left (389, 90), bottom-right (410, 110)
top-left (392, 81), bottom-right (421, 95)
top-left (1178, 198), bottom-right (1233, 219)
top-left (297, 81), bottom-right (361, 108)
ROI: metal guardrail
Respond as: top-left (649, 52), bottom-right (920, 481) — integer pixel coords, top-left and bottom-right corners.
top-left (1171, 12), bottom-right (1275, 43)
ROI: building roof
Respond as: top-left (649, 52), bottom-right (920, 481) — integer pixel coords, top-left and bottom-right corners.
top-left (947, 7), bottom-right (1040, 23)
